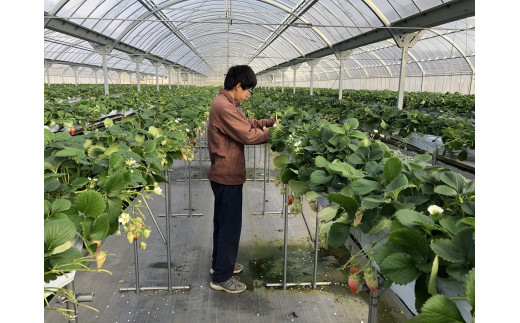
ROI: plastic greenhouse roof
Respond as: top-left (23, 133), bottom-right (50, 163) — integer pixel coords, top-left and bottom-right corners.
top-left (44, 0), bottom-right (475, 82)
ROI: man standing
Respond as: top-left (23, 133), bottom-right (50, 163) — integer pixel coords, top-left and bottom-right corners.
top-left (207, 65), bottom-right (276, 293)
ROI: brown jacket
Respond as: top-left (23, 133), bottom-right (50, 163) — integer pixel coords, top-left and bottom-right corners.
top-left (207, 89), bottom-right (275, 185)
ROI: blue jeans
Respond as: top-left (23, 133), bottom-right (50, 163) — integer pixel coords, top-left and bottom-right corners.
top-left (210, 181), bottom-right (243, 283)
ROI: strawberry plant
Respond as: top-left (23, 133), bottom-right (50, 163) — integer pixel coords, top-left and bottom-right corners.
top-left (266, 106), bottom-right (475, 322)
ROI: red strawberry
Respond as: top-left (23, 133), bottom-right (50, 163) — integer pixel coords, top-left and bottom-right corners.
top-left (133, 236), bottom-right (138, 241)
top-left (70, 128), bottom-right (75, 135)
top-left (349, 266), bottom-right (360, 274)
top-left (364, 269), bottom-right (378, 293)
top-left (288, 197), bottom-right (293, 205)
top-left (193, 140), bottom-right (197, 146)
top-left (348, 274), bottom-right (363, 293)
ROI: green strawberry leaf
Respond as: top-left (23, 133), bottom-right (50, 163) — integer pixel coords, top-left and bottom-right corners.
top-left (90, 214), bottom-right (109, 240)
top-left (380, 252), bottom-right (422, 285)
top-left (420, 295), bottom-right (465, 323)
top-left (288, 179), bottom-right (310, 196)
top-left (327, 222), bottom-right (350, 247)
top-left (463, 268), bottom-right (475, 315)
top-left (75, 190), bottom-right (106, 218)
top-left (395, 209), bottom-right (434, 227)
top-left (350, 178), bottom-right (382, 195)
top-left (430, 238), bottom-right (462, 263)
top-left (318, 205), bottom-right (339, 222)
top-left (383, 157), bottom-right (402, 183)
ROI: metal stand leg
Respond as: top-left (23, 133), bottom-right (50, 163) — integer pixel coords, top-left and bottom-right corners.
top-left (266, 190), bottom-right (330, 289)
top-left (165, 170), bottom-right (172, 294)
top-left (368, 290), bottom-right (379, 323)
top-left (142, 197), bottom-right (166, 245)
top-left (120, 169), bottom-right (190, 294)
top-left (65, 281), bottom-right (78, 322)
top-left (198, 130), bottom-right (202, 181)
top-left (188, 160), bottom-right (192, 217)
top-left (133, 240), bottom-right (140, 295)
top-left (312, 203), bottom-right (320, 289)
top-left (160, 162), bottom-right (203, 217)
top-left (253, 146), bottom-right (256, 181)
top-left (283, 184), bottom-right (288, 290)
top-left (267, 145), bottom-right (270, 182)
top-left (262, 144), bottom-right (267, 215)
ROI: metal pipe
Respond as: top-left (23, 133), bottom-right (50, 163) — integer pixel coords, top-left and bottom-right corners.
top-left (134, 240), bottom-right (140, 294)
top-left (300, 209), bottom-right (314, 242)
top-left (263, 144), bottom-right (267, 215)
top-left (119, 286), bottom-right (190, 292)
top-left (66, 281), bottom-right (78, 322)
top-left (267, 145), bottom-right (270, 182)
top-left (198, 129), bottom-right (202, 180)
top-left (165, 170), bottom-right (172, 294)
top-left (253, 145), bottom-right (256, 181)
top-left (283, 183), bottom-right (288, 290)
top-left (266, 282), bottom-right (331, 287)
top-left (188, 160), bottom-right (192, 217)
top-left (312, 203), bottom-right (320, 289)
top-left (142, 197), bottom-right (167, 245)
top-left (368, 290), bottom-right (379, 323)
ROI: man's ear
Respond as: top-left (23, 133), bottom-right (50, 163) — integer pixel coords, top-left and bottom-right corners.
top-left (234, 83), bottom-right (241, 91)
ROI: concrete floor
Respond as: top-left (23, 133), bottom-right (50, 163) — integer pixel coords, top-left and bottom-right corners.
top-left (44, 145), bottom-right (410, 323)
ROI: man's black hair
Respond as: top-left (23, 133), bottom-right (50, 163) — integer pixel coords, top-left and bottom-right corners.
top-left (224, 65), bottom-right (257, 90)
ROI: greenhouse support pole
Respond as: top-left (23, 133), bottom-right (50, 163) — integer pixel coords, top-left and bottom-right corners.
top-left (89, 43), bottom-right (112, 95)
top-left (45, 62), bottom-right (52, 85)
top-left (273, 73), bottom-right (276, 91)
top-left (168, 67), bottom-right (171, 89)
top-left (131, 56), bottom-right (145, 92)
top-left (102, 53), bottom-right (109, 95)
top-left (339, 59), bottom-right (344, 99)
top-left (307, 59), bottom-right (320, 96)
top-left (92, 68), bottom-right (99, 84)
top-left (71, 66), bottom-right (79, 86)
top-left (156, 66), bottom-right (159, 90)
top-left (335, 51), bottom-right (352, 100)
top-left (152, 62), bottom-right (162, 91)
top-left (396, 46), bottom-right (409, 110)
top-left (281, 68), bottom-right (287, 93)
top-left (118, 72), bottom-right (122, 85)
top-left (292, 64), bottom-right (298, 94)
top-left (393, 31), bottom-right (425, 110)
top-left (177, 70), bottom-right (180, 89)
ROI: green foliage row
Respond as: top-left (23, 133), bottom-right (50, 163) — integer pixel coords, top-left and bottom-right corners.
top-left (44, 86), bottom-right (214, 285)
top-left (244, 89), bottom-right (474, 160)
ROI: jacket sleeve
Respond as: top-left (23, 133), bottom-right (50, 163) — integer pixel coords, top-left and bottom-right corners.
top-left (248, 119), bottom-right (275, 129)
top-left (218, 106), bottom-right (271, 145)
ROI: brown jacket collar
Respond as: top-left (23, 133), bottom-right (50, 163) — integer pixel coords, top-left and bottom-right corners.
top-left (218, 88), bottom-right (240, 107)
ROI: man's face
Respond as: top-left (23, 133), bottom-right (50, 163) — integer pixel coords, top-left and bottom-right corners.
top-left (236, 83), bottom-right (253, 103)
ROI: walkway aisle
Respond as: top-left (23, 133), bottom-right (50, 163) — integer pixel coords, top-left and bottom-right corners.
top-left (44, 158), bottom-right (408, 323)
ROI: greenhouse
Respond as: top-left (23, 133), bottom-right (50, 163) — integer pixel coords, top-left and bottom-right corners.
top-left (38, 0), bottom-right (480, 322)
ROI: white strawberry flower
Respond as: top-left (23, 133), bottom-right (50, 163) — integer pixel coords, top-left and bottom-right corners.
top-left (118, 213), bottom-right (130, 225)
top-left (186, 128), bottom-right (190, 132)
top-left (154, 186), bottom-right (163, 195)
top-left (427, 205), bottom-right (444, 215)
top-left (294, 141), bottom-right (302, 147)
top-left (373, 129), bottom-right (378, 133)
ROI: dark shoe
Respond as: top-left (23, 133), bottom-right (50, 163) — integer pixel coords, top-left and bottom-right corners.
top-left (210, 263), bottom-right (243, 275)
top-left (210, 276), bottom-right (246, 294)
